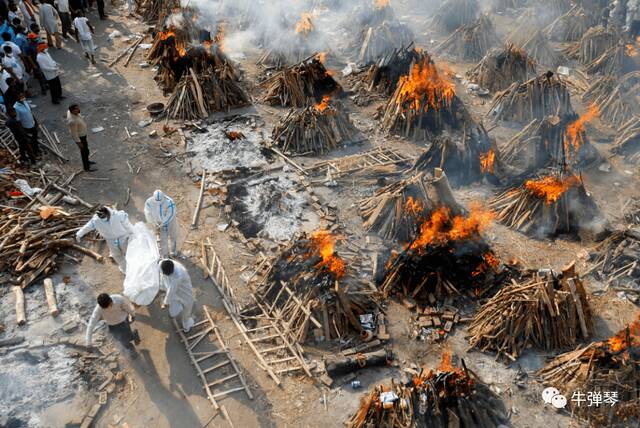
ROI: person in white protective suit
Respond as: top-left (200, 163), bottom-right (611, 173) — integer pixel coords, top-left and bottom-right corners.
top-left (77, 206), bottom-right (134, 273)
top-left (159, 259), bottom-right (195, 332)
top-left (144, 190), bottom-right (178, 257)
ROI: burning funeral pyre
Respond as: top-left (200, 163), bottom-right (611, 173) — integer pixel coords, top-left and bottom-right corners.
top-left (588, 229), bottom-right (640, 294)
top-left (359, 170), bottom-right (463, 243)
top-left (584, 41), bottom-right (640, 77)
top-left (564, 25), bottom-right (617, 65)
top-left (583, 72), bottom-right (640, 128)
top-left (521, 30), bottom-right (567, 69)
top-left (434, 14), bottom-right (500, 62)
top-left (431, 0), bottom-right (480, 34)
top-left (467, 44), bottom-right (536, 93)
top-left (612, 116), bottom-right (640, 163)
top-left (270, 96), bottom-right (360, 155)
top-left (489, 170), bottom-right (605, 238)
top-left (257, 12), bottom-right (317, 69)
top-left (543, 5), bottom-right (595, 42)
top-left (137, 0), bottom-right (179, 25)
top-left (468, 263), bottom-right (593, 361)
top-left (487, 73), bottom-right (574, 123)
top-left (260, 56), bottom-right (342, 108)
top-left (249, 230), bottom-right (378, 343)
top-left (346, 354), bottom-right (510, 428)
top-left (380, 202), bottom-right (503, 303)
top-left (538, 316), bottom-right (640, 427)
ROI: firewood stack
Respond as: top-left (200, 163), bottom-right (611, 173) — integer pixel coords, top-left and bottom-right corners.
top-left (521, 30), bottom-right (566, 69)
top-left (357, 20), bottom-right (414, 65)
top-left (434, 14), bottom-right (500, 62)
top-left (543, 5), bottom-right (595, 42)
top-left (564, 25), bottom-right (617, 65)
top-left (148, 26), bottom-right (193, 91)
top-left (431, 0), bottom-right (480, 34)
top-left (346, 355), bottom-right (510, 428)
top-left (588, 229), bottom-right (640, 289)
top-left (612, 116), bottom-right (640, 163)
top-left (583, 72), bottom-right (640, 128)
top-left (584, 42), bottom-right (639, 77)
top-left (490, 0), bottom-right (527, 12)
top-left (248, 230), bottom-right (378, 343)
top-left (487, 73), bottom-right (574, 123)
top-left (467, 45), bottom-right (536, 92)
top-left (624, 198), bottom-right (640, 225)
top-left (380, 201), bottom-right (503, 302)
top-left (538, 317), bottom-right (640, 427)
top-left (260, 57), bottom-right (342, 108)
top-left (0, 170), bottom-right (102, 288)
top-left (270, 96), bottom-right (359, 155)
top-left (137, 0), bottom-right (179, 25)
top-left (359, 170), bottom-right (463, 243)
top-left (468, 263), bottom-right (593, 361)
top-left (257, 13), bottom-right (316, 69)
top-left (489, 170), bottom-right (604, 238)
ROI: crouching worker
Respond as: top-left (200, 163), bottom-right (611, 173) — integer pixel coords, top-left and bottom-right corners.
top-left (76, 206), bottom-right (133, 273)
top-left (159, 259), bottom-right (194, 332)
top-left (85, 293), bottom-right (140, 348)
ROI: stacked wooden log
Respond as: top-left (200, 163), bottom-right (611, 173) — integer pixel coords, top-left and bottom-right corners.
top-left (249, 230), bottom-right (379, 344)
top-left (137, 0), bottom-right (179, 25)
top-left (357, 21), bottom-right (414, 65)
top-left (583, 72), bottom-right (640, 128)
top-left (544, 5), bottom-right (594, 42)
top-left (148, 28), bottom-right (192, 91)
top-left (538, 318), bottom-right (640, 427)
top-left (486, 73), bottom-right (574, 123)
top-left (270, 97), bottom-right (359, 155)
top-left (467, 45), bottom-right (536, 92)
top-left (257, 36), bottom-right (315, 69)
top-left (612, 117), bottom-right (640, 163)
top-left (564, 25), bottom-right (617, 65)
top-left (434, 14), bottom-right (500, 62)
top-left (359, 170), bottom-right (463, 243)
top-left (490, 0), bottom-right (527, 12)
top-left (521, 30), bottom-right (566, 69)
top-left (468, 263), bottom-right (592, 361)
top-left (260, 57), bottom-right (342, 108)
top-left (584, 42), bottom-right (636, 77)
top-left (346, 357), bottom-right (510, 428)
top-left (0, 170), bottom-right (102, 288)
top-left (431, 0), bottom-right (480, 33)
top-left (624, 198), bottom-right (640, 225)
top-left (588, 229), bottom-right (640, 289)
top-left (489, 170), bottom-right (604, 238)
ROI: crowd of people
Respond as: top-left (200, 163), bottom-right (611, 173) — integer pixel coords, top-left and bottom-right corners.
top-left (0, 0), bottom-right (99, 170)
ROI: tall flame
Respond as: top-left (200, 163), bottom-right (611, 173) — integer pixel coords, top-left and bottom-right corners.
top-left (625, 43), bottom-right (638, 57)
top-left (295, 12), bottom-right (314, 35)
top-left (564, 104), bottom-right (599, 155)
top-left (524, 175), bottom-right (582, 205)
top-left (314, 95), bottom-right (331, 112)
top-left (309, 230), bottom-right (345, 279)
top-left (403, 196), bottom-right (424, 217)
top-left (607, 315), bottom-right (640, 352)
top-left (395, 58), bottom-right (455, 112)
top-left (479, 150), bottom-right (496, 174)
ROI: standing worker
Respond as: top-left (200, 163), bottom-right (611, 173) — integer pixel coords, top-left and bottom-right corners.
top-left (85, 293), bottom-right (139, 348)
top-left (6, 108), bottom-right (36, 164)
top-left (76, 206), bottom-right (134, 273)
top-left (13, 92), bottom-right (40, 157)
top-left (38, 0), bottom-right (62, 49)
top-left (72, 10), bottom-right (95, 64)
top-left (66, 103), bottom-right (95, 171)
top-left (159, 259), bottom-right (194, 332)
top-left (36, 43), bottom-right (63, 104)
top-left (144, 190), bottom-right (178, 257)
top-left (54, 0), bottom-right (72, 39)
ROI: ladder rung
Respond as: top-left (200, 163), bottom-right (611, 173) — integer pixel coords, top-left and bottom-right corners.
top-left (212, 386), bottom-right (245, 399)
top-left (189, 327), bottom-right (214, 351)
top-left (206, 373), bottom-right (238, 388)
top-left (187, 326), bottom-right (213, 341)
top-left (194, 350), bottom-right (226, 363)
top-left (202, 359), bottom-right (231, 374)
top-left (268, 356), bottom-right (297, 365)
top-left (249, 333), bottom-right (280, 342)
top-left (259, 344), bottom-right (286, 354)
top-left (192, 319), bottom-right (209, 329)
top-left (274, 365), bottom-right (302, 374)
top-left (243, 325), bottom-right (273, 333)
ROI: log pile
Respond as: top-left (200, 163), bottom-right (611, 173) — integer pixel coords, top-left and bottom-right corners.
top-left (538, 318), bottom-right (640, 427)
top-left (588, 229), bottom-right (640, 290)
top-left (346, 354), bottom-right (510, 428)
top-left (468, 263), bottom-right (593, 361)
top-left (260, 57), bottom-right (342, 108)
top-left (584, 42), bottom-right (637, 77)
top-left (270, 97), bottom-right (359, 155)
top-left (248, 230), bottom-right (379, 343)
top-left (544, 5), bottom-right (594, 42)
top-left (583, 72), bottom-right (640, 127)
top-left (467, 45), bottom-right (536, 93)
top-left (624, 198), bottom-right (640, 225)
top-left (521, 30), bottom-right (566, 69)
top-left (357, 21), bottom-right (414, 65)
top-left (489, 170), bottom-right (604, 238)
top-left (490, 0), bottom-right (527, 12)
top-left (564, 25), bottom-right (617, 65)
top-left (434, 14), bottom-right (500, 62)
top-left (137, 0), bottom-right (180, 25)
top-left (486, 73), bottom-right (575, 123)
top-left (613, 117), bottom-right (640, 163)
top-left (148, 26), bottom-right (193, 91)
top-left (359, 170), bottom-right (463, 243)
top-left (431, 0), bottom-right (480, 34)
top-left (257, 12), bottom-right (317, 69)
top-left (0, 169), bottom-right (102, 288)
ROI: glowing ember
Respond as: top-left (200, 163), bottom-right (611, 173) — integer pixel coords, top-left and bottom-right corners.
top-left (310, 230), bottom-right (346, 279)
top-left (225, 131), bottom-right (245, 141)
top-left (479, 149), bottom-right (496, 174)
top-left (564, 104), bottom-right (599, 155)
top-left (314, 95), bottom-right (331, 112)
top-left (607, 315), bottom-right (640, 352)
top-left (625, 43), bottom-right (637, 57)
top-left (472, 251), bottom-right (500, 277)
top-left (395, 57), bottom-right (455, 112)
top-left (295, 12), bottom-right (314, 35)
top-left (374, 0), bottom-right (390, 9)
top-left (159, 29), bottom-right (176, 41)
top-left (524, 175), bottom-right (582, 205)
top-left (410, 204), bottom-right (494, 252)
top-left (403, 196), bottom-right (423, 217)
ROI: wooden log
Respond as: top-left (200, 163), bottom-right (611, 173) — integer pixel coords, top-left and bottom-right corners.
top-left (43, 278), bottom-right (59, 317)
top-left (13, 286), bottom-right (26, 325)
top-left (325, 348), bottom-right (390, 377)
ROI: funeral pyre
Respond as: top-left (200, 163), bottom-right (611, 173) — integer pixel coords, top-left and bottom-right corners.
top-left (434, 14), bottom-right (499, 63)
top-left (468, 263), bottom-right (593, 362)
top-left (583, 72), bottom-right (640, 128)
top-left (489, 170), bottom-right (605, 239)
top-left (584, 41), bottom-right (640, 77)
top-left (538, 316), bottom-right (640, 427)
top-left (431, 0), bottom-right (480, 33)
top-left (466, 44), bottom-right (536, 93)
top-left (270, 96), bottom-right (359, 155)
top-left (521, 30), bottom-right (567, 68)
top-left (137, 0), bottom-right (179, 25)
top-left (247, 230), bottom-right (378, 343)
top-left (588, 229), bottom-right (640, 295)
top-left (613, 116), bottom-right (640, 163)
top-left (487, 73), bottom-right (575, 123)
top-left (543, 5), bottom-right (595, 42)
top-left (260, 56), bottom-right (342, 108)
top-left (346, 353), bottom-right (510, 428)
top-left (564, 25), bottom-right (617, 65)
top-left (257, 12), bottom-right (317, 69)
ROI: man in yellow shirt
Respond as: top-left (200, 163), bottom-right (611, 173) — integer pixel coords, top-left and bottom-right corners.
top-left (66, 103), bottom-right (95, 171)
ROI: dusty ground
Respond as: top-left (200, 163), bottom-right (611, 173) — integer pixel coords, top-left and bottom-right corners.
top-left (1, 1), bottom-right (640, 428)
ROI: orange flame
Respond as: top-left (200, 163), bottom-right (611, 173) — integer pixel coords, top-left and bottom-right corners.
top-left (309, 230), bottom-right (345, 279)
top-left (564, 104), bottom-right (599, 155)
top-left (625, 43), bottom-right (637, 57)
top-left (479, 150), bottom-right (496, 174)
top-left (410, 204), bottom-right (494, 251)
top-left (524, 174), bottom-right (582, 205)
top-left (374, 0), bottom-right (390, 9)
top-left (472, 251), bottom-right (500, 277)
top-left (404, 196), bottom-right (423, 217)
top-left (295, 12), bottom-right (314, 35)
top-left (437, 351), bottom-right (455, 371)
top-left (214, 23), bottom-right (225, 52)
top-left (314, 95), bottom-right (331, 112)
top-left (396, 58), bottom-right (455, 112)
top-left (159, 29), bottom-right (176, 41)
top-left (316, 52), bottom-right (328, 64)
top-left (607, 315), bottom-right (640, 352)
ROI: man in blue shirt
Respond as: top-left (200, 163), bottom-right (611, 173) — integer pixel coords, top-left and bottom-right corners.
top-left (13, 92), bottom-right (40, 157)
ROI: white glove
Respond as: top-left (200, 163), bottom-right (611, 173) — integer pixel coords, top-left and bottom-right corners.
top-left (75, 234), bottom-right (82, 243)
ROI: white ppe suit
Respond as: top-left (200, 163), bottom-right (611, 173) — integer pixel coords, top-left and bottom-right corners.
top-left (144, 190), bottom-right (178, 257)
top-left (76, 208), bottom-right (134, 273)
top-left (160, 260), bottom-right (195, 331)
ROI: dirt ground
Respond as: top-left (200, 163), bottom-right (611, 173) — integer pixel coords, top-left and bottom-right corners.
top-left (1, 1), bottom-right (640, 428)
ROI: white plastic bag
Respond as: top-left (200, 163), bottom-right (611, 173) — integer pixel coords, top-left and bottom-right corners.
top-left (123, 222), bottom-right (160, 305)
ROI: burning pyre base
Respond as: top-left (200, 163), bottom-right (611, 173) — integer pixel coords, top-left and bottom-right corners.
top-left (584, 42), bottom-right (639, 77)
top-left (467, 44), bottom-right (536, 93)
top-left (583, 72), bottom-right (640, 128)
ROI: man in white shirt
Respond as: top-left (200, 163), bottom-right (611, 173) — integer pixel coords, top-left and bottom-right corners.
top-left (55, 0), bottom-right (72, 38)
top-left (2, 45), bottom-right (25, 84)
top-left (36, 42), bottom-right (64, 104)
top-left (73, 11), bottom-right (95, 64)
top-left (85, 293), bottom-right (139, 348)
